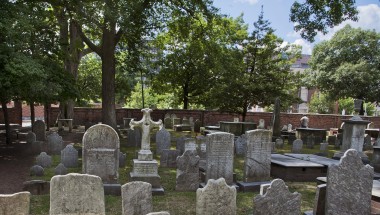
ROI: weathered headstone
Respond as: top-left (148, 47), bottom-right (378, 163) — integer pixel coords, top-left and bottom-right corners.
top-left (326, 149), bottom-right (373, 215)
top-left (319, 142), bottom-right (328, 156)
top-left (127, 128), bottom-right (142, 147)
top-left (83, 124), bottom-right (120, 184)
top-left (275, 138), bottom-right (283, 149)
top-left (194, 119), bottom-right (201, 133)
top-left (291, 139), bottom-right (303, 153)
top-left (36, 152), bottom-right (52, 168)
top-left (121, 181), bottom-right (152, 215)
top-left (253, 179), bottom-right (301, 215)
top-left (258, 119), bottom-right (265, 129)
top-left (244, 129), bottom-right (272, 182)
top-left (363, 134), bottom-right (372, 151)
top-left (300, 115), bottom-right (309, 128)
top-left (235, 134), bottom-right (247, 155)
top-left (184, 138), bottom-right (197, 153)
top-left (206, 132), bottom-right (234, 185)
top-left (30, 165), bottom-right (44, 176)
top-left (196, 136), bottom-right (207, 160)
top-left (119, 151), bottom-right (126, 168)
top-left (0, 192), bottom-right (30, 215)
top-left (176, 136), bottom-right (186, 155)
top-left (172, 118), bottom-right (181, 128)
top-left (155, 127), bottom-right (171, 155)
top-left (182, 117), bottom-right (189, 125)
top-left (176, 150), bottom-right (200, 191)
top-left (26, 131), bottom-right (36, 144)
top-left (50, 173), bottom-right (105, 215)
top-left (146, 212), bottom-right (170, 215)
top-left (33, 120), bottom-right (46, 141)
top-left (160, 149), bottom-right (180, 168)
top-left (61, 144), bottom-right (78, 168)
top-left (54, 163), bottom-right (67, 175)
top-left (163, 117), bottom-right (172, 129)
top-left (313, 184), bottom-right (326, 215)
top-left (196, 178), bottom-right (236, 215)
top-left (47, 132), bottom-right (64, 155)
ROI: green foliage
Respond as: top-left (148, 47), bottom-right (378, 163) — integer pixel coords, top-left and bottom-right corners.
top-left (338, 97), bottom-right (354, 115)
top-left (77, 54), bottom-right (102, 105)
top-left (308, 92), bottom-right (334, 114)
top-left (290, 0), bottom-right (358, 42)
top-left (308, 25), bottom-right (380, 102)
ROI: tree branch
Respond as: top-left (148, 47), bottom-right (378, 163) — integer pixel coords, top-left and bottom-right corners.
top-left (73, 21), bottom-right (102, 56)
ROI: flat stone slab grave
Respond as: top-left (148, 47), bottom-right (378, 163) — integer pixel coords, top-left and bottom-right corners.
top-left (284, 153), bottom-right (340, 167)
top-left (271, 154), bottom-right (326, 181)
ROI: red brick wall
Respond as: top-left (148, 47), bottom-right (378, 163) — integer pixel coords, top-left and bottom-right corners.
top-left (48, 107), bottom-right (380, 129)
top-left (0, 101), bottom-right (22, 124)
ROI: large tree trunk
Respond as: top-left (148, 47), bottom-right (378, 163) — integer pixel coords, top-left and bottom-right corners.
top-left (44, 103), bottom-right (50, 131)
top-left (30, 101), bottom-right (35, 126)
top-left (1, 100), bottom-right (11, 145)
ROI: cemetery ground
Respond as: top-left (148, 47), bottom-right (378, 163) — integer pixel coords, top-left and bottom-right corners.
top-left (0, 126), bottom-right (365, 214)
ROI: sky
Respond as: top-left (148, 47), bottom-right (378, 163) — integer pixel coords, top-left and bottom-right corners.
top-left (213, 0), bottom-right (380, 55)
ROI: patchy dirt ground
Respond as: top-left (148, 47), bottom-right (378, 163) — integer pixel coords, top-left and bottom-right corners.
top-left (0, 126), bottom-right (84, 194)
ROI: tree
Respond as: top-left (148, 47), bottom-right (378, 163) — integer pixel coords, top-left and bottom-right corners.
top-left (308, 92), bottom-right (334, 114)
top-left (209, 9), bottom-right (302, 121)
top-left (307, 25), bottom-right (380, 114)
top-left (290, 0), bottom-right (358, 42)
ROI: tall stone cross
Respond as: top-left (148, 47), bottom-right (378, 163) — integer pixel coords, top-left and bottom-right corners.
top-left (130, 108), bottom-right (163, 151)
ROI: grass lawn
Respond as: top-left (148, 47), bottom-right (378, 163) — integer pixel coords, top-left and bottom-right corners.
top-left (29, 129), bottom-right (348, 215)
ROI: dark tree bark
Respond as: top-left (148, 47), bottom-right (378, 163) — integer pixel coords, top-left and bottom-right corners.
top-left (30, 101), bottom-right (35, 126)
top-left (1, 100), bottom-right (11, 145)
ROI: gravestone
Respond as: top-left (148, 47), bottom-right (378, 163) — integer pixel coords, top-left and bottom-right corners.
top-left (287, 124), bottom-right (293, 131)
top-left (54, 163), bottom-right (67, 175)
top-left (194, 119), bottom-right (201, 133)
top-left (170, 114), bottom-right (177, 119)
top-left (300, 115), bottom-right (309, 128)
top-left (30, 165), bottom-right (44, 176)
top-left (123, 118), bottom-right (135, 129)
top-left (253, 179), bottom-right (301, 215)
top-left (146, 212), bottom-right (170, 215)
top-left (243, 129), bottom-right (272, 182)
top-left (313, 184), bottom-right (326, 215)
top-left (176, 150), bottom-right (200, 191)
top-left (83, 124), bottom-right (120, 184)
top-left (0, 192), bottom-right (30, 215)
top-left (47, 132), bottom-right (64, 155)
top-left (119, 151), bottom-right (126, 168)
top-left (33, 120), bottom-right (46, 141)
top-left (184, 138), bottom-right (197, 153)
top-left (327, 135), bottom-right (337, 145)
top-left (371, 146), bottom-right (380, 172)
top-left (319, 142), bottom-right (328, 156)
top-left (275, 138), bottom-right (283, 149)
top-left (164, 117), bottom-right (172, 129)
top-left (160, 149), bottom-right (180, 168)
top-left (36, 152), bottom-right (52, 168)
top-left (127, 128), bottom-right (142, 147)
top-left (326, 149), bottom-right (373, 215)
top-left (196, 136), bottom-right (207, 159)
top-left (176, 136), bottom-right (186, 155)
top-left (363, 134), bottom-right (372, 151)
top-left (121, 181), bottom-right (152, 215)
top-left (155, 127), bottom-right (171, 155)
top-left (172, 118), bottom-right (180, 127)
top-left (291, 139), bottom-right (303, 153)
top-left (26, 131), bottom-right (36, 144)
top-left (258, 119), bottom-right (265, 129)
top-left (235, 134), bottom-right (247, 155)
top-left (50, 173), bottom-right (105, 215)
top-left (61, 144), bottom-right (78, 168)
top-left (206, 132), bottom-right (234, 185)
top-left (196, 178), bottom-right (236, 215)
top-left (182, 117), bottom-right (189, 125)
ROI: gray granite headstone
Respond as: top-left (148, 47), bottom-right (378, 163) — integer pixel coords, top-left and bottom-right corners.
top-left (253, 179), bottom-right (301, 215)
top-left (326, 149), bottom-right (373, 215)
top-left (319, 142), bottom-right (328, 153)
top-left (176, 150), bottom-right (200, 191)
top-left (184, 138), bottom-right (197, 153)
top-left (47, 132), bottom-right (64, 155)
top-left (83, 124), bottom-right (120, 184)
top-left (30, 165), bottom-right (44, 176)
top-left (155, 127), bottom-right (171, 155)
top-left (363, 134), bottom-right (372, 151)
top-left (313, 184), bottom-right (326, 215)
top-left (33, 120), bottom-right (46, 141)
top-left (244, 129), bottom-right (272, 182)
top-left (127, 128), bottom-right (141, 147)
top-left (206, 132), bottom-right (234, 185)
top-left (50, 173), bottom-right (105, 215)
top-left (194, 119), bottom-right (201, 133)
top-left (54, 163), bottom-right (67, 175)
top-left (164, 117), bottom-right (172, 129)
top-left (0, 191), bottom-right (30, 215)
top-left (235, 134), bottom-right (247, 155)
top-left (196, 178), bottom-right (236, 215)
top-left (160, 149), bottom-right (180, 168)
top-left (121, 181), bottom-right (152, 215)
top-left (119, 151), bottom-right (126, 168)
top-left (26, 132), bottom-right (36, 144)
top-left (258, 119), bottom-right (265, 129)
top-left (291, 139), bottom-right (303, 153)
top-left (275, 138), bottom-right (283, 149)
top-left (61, 144), bottom-right (78, 168)
top-left (176, 136), bottom-right (186, 155)
top-left (36, 152), bottom-right (52, 168)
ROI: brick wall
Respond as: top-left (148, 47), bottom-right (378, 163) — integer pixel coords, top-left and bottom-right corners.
top-left (48, 107), bottom-right (380, 129)
top-left (0, 101), bottom-right (22, 124)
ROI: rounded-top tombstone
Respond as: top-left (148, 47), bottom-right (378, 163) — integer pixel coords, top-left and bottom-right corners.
top-left (33, 120), bottom-right (46, 141)
top-left (82, 124), bottom-right (120, 184)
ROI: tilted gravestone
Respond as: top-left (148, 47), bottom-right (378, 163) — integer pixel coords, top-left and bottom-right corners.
top-left (155, 127), bottom-right (171, 155)
top-left (61, 144), bottom-right (78, 168)
top-left (196, 178), bottom-right (236, 215)
top-left (121, 181), bottom-right (152, 215)
top-left (33, 120), bottom-right (46, 141)
top-left (206, 132), bottom-right (234, 185)
top-left (30, 165), bottom-right (44, 176)
top-left (54, 163), bottom-right (67, 175)
top-left (83, 124), bottom-right (120, 184)
top-left (291, 139), bottom-right (303, 153)
top-left (0, 191), bottom-right (30, 215)
top-left (235, 134), bottom-right (247, 155)
top-left (26, 131), bottom-right (36, 144)
top-left (244, 129), bottom-right (272, 182)
top-left (47, 132), bottom-right (64, 155)
top-left (253, 179), bottom-right (301, 215)
top-left (326, 149), bottom-right (373, 215)
top-left (36, 152), bottom-right (52, 168)
top-left (50, 173), bottom-right (105, 215)
top-left (176, 150), bottom-right (200, 191)
top-left (160, 149), bottom-right (180, 168)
